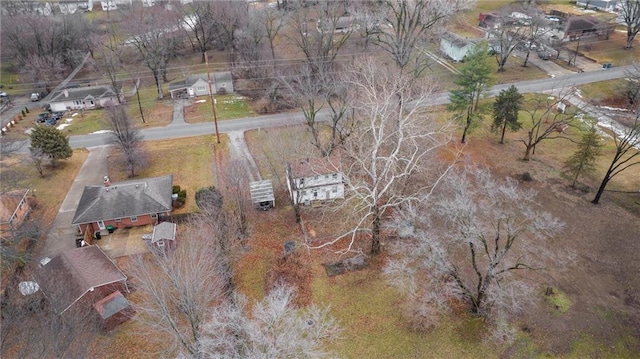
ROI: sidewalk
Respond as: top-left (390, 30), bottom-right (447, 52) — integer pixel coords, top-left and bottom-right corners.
top-left (40, 145), bottom-right (110, 258)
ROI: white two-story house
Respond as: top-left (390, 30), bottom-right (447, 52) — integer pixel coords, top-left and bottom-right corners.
top-left (285, 157), bottom-right (344, 205)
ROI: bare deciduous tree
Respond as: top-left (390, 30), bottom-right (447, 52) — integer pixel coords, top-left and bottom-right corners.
top-left (105, 105), bottom-right (148, 178)
top-left (385, 166), bottom-right (565, 340)
top-left (179, 1), bottom-right (222, 63)
top-left (28, 149), bottom-right (47, 177)
top-left (286, 1), bottom-right (353, 77)
top-left (124, 6), bottom-right (183, 99)
top-left (620, 0), bottom-right (640, 49)
top-left (200, 285), bottom-right (340, 358)
top-left (520, 90), bottom-right (582, 161)
top-left (282, 64), bottom-right (352, 157)
top-left (313, 59), bottom-right (455, 255)
top-left (592, 112), bottom-right (640, 204)
top-left (374, 0), bottom-right (473, 77)
top-left (488, 16), bottom-right (526, 72)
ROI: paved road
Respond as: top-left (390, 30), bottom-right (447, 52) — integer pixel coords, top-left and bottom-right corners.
top-left (73, 63), bottom-right (638, 148)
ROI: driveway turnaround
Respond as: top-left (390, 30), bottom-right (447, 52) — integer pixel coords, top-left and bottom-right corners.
top-left (40, 145), bottom-right (110, 258)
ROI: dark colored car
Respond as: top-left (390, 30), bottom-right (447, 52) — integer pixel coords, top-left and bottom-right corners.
top-left (44, 118), bottom-right (57, 126)
top-left (36, 112), bottom-right (50, 123)
top-left (51, 111), bottom-right (65, 121)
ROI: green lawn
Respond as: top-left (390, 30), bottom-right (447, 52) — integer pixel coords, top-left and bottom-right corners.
top-left (184, 94), bottom-right (256, 123)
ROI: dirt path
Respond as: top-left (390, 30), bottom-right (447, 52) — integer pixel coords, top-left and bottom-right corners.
top-left (227, 130), bottom-right (261, 182)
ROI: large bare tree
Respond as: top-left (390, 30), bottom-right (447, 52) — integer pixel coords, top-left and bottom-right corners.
top-left (520, 90), bottom-right (582, 161)
top-left (104, 105), bottom-right (148, 178)
top-left (200, 285), bottom-right (340, 358)
top-left (385, 166), bottom-right (565, 340)
top-left (620, 0), bottom-right (640, 49)
top-left (179, 1), bottom-right (222, 63)
top-left (374, 0), bottom-right (474, 77)
top-left (126, 216), bottom-right (231, 357)
top-left (124, 6), bottom-right (183, 99)
top-left (592, 112), bottom-right (640, 204)
top-left (281, 63), bottom-right (352, 157)
top-left (313, 59), bottom-right (455, 255)
top-left (286, 1), bottom-right (353, 77)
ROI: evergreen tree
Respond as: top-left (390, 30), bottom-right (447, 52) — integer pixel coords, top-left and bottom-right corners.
top-left (492, 85), bottom-right (523, 144)
top-left (29, 125), bottom-right (72, 167)
top-left (565, 124), bottom-right (603, 188)
top-left (448, 42), bottom-right (494, 143)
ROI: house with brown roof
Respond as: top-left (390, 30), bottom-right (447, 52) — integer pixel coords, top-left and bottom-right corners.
top-left (93, 290), bottom-right (135, 331)
top-left (285, 157), bottom-right (344, 205)
top-left (35, 245), bottom-right (128, 314)
top-left (71, 175), bottom-right (173, 237)
top-left (48, 85), bottom-right (122, 112)
top-left (0, 189), bottom-right (31, 235)
top-left (562, 15), bottom-right (615, 41)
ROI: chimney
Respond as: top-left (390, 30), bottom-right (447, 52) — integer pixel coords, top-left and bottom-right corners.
top-left (103, 175), bottom-right (111, 187)
top-left (63, 89), bottom-right (69, 98)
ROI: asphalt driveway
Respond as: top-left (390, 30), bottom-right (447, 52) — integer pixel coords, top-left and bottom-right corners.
top-left (40, 145), bottom-right (110, 258)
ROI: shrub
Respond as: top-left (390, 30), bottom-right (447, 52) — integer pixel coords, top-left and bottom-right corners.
top-left (25, 107), bottom-right (29, 114)
top-left (195, 186), bottom-right (223, 210)
top-left (21, 109), bottom-right (26, 116)
top-left (172, 185), bottom-right (181, 194)
top-left (178, 189), bottom-right (187, 202)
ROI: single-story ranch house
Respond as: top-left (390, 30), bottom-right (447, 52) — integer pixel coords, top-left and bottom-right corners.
top-left (71, 175), bottom-right (173, 236)
top-left (48, 86), bottom-right (122, 112)
top-left (168, 71), bottom-right (234, 99)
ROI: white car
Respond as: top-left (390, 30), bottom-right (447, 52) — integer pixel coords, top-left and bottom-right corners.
top-left (30, 93), bottom-right (40, 101)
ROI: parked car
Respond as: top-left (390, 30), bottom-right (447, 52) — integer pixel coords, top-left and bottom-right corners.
top-left (537, 50), bottom-right (552, 60)
top-left (30, 93), bottom-right (41, 101)
top-left (44, 118), bottom-right (57, 126)
top-left (51, 111), bottom-right (65, 121)
top-left (36, 112), bottom-right (50, 123)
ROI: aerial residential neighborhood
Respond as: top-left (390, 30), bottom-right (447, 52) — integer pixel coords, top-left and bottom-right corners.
top-left (0, 0), bottom-right (639, 358)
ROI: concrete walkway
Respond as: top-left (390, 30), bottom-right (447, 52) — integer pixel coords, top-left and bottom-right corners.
top-left (169, 99), bottom-right (188, 126)
top-left (40, 145), bottom-right (110, 258)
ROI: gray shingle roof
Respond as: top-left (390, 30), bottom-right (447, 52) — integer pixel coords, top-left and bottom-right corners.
top-left (49, 85), bottom-right (117, 103)
top-left (35, 245), bottom-right (127, 314)
top-left (168, 71), bottom-right (232, 92)
top-left (151, 221), bottom-right (176, 243)
top-left (72, 175), bottom-right (173, 225)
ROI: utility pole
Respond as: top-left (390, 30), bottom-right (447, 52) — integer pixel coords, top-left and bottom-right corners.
top-left (134, 78), bottom-right (145, 124)
top-left (205, 52), bottom-right (220, 144)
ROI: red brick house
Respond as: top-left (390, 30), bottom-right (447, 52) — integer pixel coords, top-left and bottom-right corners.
top-left (34, 245), bottom-right (129, 315)
top-left (0, 189), bottom-right (31, 235)
top-left (71, 175), bottom-right (173, 237)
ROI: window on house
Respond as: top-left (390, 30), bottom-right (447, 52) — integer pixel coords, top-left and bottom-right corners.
top-left (332, 173), bottom-right (338, 179)
top-left (197, 86), bottom-right (205, 91)
top-left (19, 200), bottom-right (24, 209)
top-left (301, 190), bottom-right (307, 196)
top-left (151, 213), bottom-right (157, 219)
top-left (332, 186), bottom-right (338, 193)
top-left (299, 178), bottom-right (305, 186)
top-left (115, 218), bottom-right (121, 223)
top-left (73, 100), bottom-right (83, 106)
top-left (130, 216), bottom-right (138, 222)
top-left (313, 191), bottom-right (318, 198)
top-left (157, 240), bottom-right (165, 247)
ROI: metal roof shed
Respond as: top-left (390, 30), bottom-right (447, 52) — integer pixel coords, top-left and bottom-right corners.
top-left (250, 180), bottom-right (275, 209)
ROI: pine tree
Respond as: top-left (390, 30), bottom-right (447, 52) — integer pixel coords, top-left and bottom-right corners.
top-left (492, 85), bottom-right (523, 144)
top-left (565, 124), bottom-right (603, 188)
top-left (29, 125), bottom-right (72, 167)
top-left (448, 42), bottom-right (495, 144)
